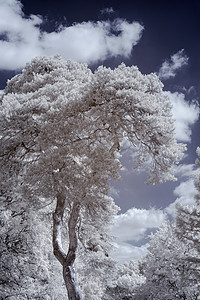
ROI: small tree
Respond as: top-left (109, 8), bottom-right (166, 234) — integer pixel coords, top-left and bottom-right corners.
top-left (103, 260), bottom-right (145, 300)
top-left (138, 222), bottom-right (200, 299)
top-left (76, 250), bottom-right (117, 300)
top-left (0, 193), bottom-right (66, 299)
top-left (138, 151), bottom-right (200, 300)
top-left (0, 56), bottom-right (185, 299)
top-left (176, 147), bottom-right (200, 250)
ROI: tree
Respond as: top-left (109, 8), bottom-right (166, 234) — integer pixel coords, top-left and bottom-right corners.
top-left (0, 192), bottom-right (67, 299)
top-left (176, 204), bottom-right (200, 254)
top-left (137, 222), bottom-right (200, 300)
top-left (103, 260), bottom-right (145, 300)
top-left (0, 55), bottom-right (185, 299)
top-left (176, 147), bottom-right (200, 250)
top-left (194, 147), bottom-right (200, 203)
top-left (76, 249), bottom-right (117, 300)
top-left (136, 148), bottom-right (200, 300)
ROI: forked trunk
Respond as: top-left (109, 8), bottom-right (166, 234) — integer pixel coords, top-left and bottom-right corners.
top-left (53, 190), bottom-right (82, 299)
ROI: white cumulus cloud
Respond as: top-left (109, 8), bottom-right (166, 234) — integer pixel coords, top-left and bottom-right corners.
top-left (165, 178), bottom-right (196, 216)
top-left (112, 242), bottom-right (149, 264)
top-left (165, 162), bottom-right (198, 216)
top-left (111, 207), bottom-right (166, 263)
top-left (0, 0), bottom-right (43, 70)
top-left (158, 49), bottom-right (189, 80)
top-left (0, 0), bottom-right (144, 70)
top-left (175, 163), bottom-right (195, 178)
top-left (164, 91), bottom-right (200, 142)
top-left (111, 207), bottom-right (166, 242)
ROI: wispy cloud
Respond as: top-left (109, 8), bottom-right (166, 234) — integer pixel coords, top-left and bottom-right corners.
top-left (175, 163), bottom-right (196, 178)
top-left (158, 49), bottom-right (189, 80)
top-left (100, 7), bottom-right (114, 15)
top-left (0, 0), bottom-right (144, 70)
top-left (164, 91), bottom-right (200, 142)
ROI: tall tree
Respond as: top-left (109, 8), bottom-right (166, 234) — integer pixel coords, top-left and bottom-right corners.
top-left (0, 56), bottom-right (185, 299)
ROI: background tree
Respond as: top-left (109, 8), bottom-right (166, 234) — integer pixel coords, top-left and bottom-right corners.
top-left (103, 260), bottom-right (145, 300)
top-left (76, 249), bottom-right (117, 300)
top-left (176, 204), bottom-right (200, 254)
top-left (0, 192), bottom-right (67, 299)
top-left (134, 148), bottom-right (200, 300)
top-left (0, 55), bottom-right (185, 299)
top-left (176, 147), bottom-right (200, 250)
top-left (137, 222), bottom-right (200, 299)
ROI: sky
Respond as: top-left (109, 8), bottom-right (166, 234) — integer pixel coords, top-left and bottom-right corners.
top-left (0, 0), bottom-right (200, 263)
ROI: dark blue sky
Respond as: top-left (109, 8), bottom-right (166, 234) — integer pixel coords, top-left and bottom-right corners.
top-left (1, 0), bottom-right (200, 91)
top-left (19, 0), bottom-right (200, 81)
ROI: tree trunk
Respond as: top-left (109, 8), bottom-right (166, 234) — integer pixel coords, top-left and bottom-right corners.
top-left (53, 190), bottom-right (82, 300)
top-left (63, 202), bottom-right (82, 300)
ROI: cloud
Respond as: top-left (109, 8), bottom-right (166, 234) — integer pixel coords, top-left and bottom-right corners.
top-left (42, 20), bottom-right (143, 64)
top-left (112, 242), bottom-right (149, 263)
top-left (0, 0), bottom-right (144, 70)
top-left (165, 178), bottom-right (196, 216)
top-left (165, 163), bottom-right (198, 216)
top-left (110, 207), bottom-right (166, 262)
top-left (0, 0), bottom-right (43, 70)
top-left (111, 207), bottom-right (166, 242)
top-left (100, 7), bottom-right (114, 15)
top-left (164, 91), bottom-right (200, 142)
top-left (158, 49), bottom-right (189, 80)
top-left (175, 163), bottom-right (195, 178)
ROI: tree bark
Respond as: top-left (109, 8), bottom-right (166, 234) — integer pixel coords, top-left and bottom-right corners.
top-left (63, 202), bottom-right (82, 300)
top-left (53, 190), bottom-right (82, 300)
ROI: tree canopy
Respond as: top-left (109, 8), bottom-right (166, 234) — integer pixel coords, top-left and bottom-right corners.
top-left (0, 55), bottom-right (185, 299)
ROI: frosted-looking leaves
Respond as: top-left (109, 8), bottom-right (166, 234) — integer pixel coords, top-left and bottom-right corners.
top-left (138, 222), bottom-right (200, 299)
top-left (0, 55), bottom-right (185, 299)
top-left (92, 63), bottom-right (185, 183)
top-left (0, 55), bottom-right (185, 200)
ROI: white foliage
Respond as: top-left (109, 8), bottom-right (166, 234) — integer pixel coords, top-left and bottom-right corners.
top-left (138, 221), bottom-right (200, 299)
top-left (0, 55), bottom-right (186, 298)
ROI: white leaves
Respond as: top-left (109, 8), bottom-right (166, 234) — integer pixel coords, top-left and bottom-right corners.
top-left (0, 54), bottom-right (189, 300)
top-left (0, 56), bottom-right (186, 258)
top-left (141, 221), bottom-right (200, 299)
top-left (1, 56), bottom-right (185, 204)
